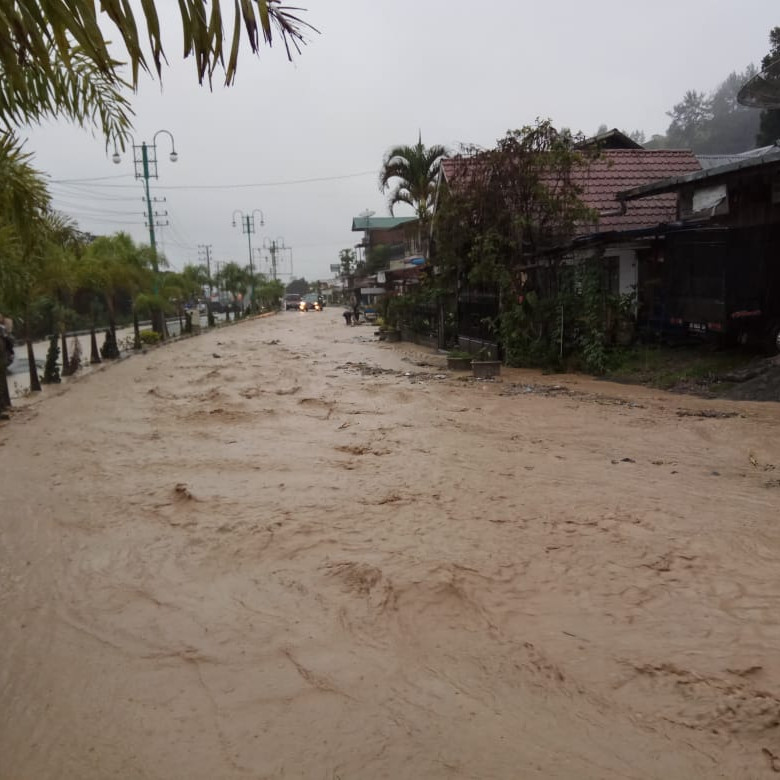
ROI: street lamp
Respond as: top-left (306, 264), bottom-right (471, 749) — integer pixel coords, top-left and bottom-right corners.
top-left (232, 209), bottom-right (264, 310)
top-left (113, 130), bottom-right (178, 263)
top-left (262, 237), bottom-right (287, 281)
top-left (112, 130), bottom-right (178, 335)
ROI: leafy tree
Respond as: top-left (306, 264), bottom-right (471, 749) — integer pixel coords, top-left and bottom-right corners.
top-left (434, 120), bottom-right (600, 369)
top-left (707, 68), bottom-right (760, 152)
top-left (257, 279), bottom-right (285, 310)
top-left (365, 244), bottom-right (393, 274)
top-left (215, 262), bottom-right (250, 308)
top-left (380, 134), bottom-right (447, 250)
top-left (0, 135), bottom-right (64, 393)
top-left (77, 233), bottom-right (151, 347)
top-left (647, 67), bottom-right (760, 153)
top-left (178, 264), bottom-right (210, 302)
top-left (286, 277), bottom-right (310, 295)
top-left (338, 249), bottom-right (356, 276)
top-left (757, 27), bottom-right (780, 146)
top-left (665, 90), bottom-right (713, 149)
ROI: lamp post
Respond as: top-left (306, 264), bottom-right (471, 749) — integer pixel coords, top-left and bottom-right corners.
top-left (232, 209), bottom-right (264, 310)
top-left (113, 130), bottom-right (178, 335)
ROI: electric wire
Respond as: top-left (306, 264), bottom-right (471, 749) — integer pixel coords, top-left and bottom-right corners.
top-left (43, 169), bottom-right (376, 191)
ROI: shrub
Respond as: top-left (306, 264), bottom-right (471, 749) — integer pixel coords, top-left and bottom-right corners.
top-left (42, 333), bottom-right (61, 384)
top-left (139, 330), bottom-right (161, 346)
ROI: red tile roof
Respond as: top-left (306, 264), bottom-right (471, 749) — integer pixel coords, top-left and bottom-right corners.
top-left (579, 150), bottom-right (700, 232)
top-left (441, 149), bottom-right (701, 235)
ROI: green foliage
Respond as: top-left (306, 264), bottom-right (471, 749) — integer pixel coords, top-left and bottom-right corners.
top-left (433, 121), bottom-right (643, 374)
top-left (257, 278), bottom-right (285, 310)
top-left (139, 329), bottom-right (161, 346)
top-left (286, 277), bottom-right (310, 295)
top-left (0, 2), bottom-right (314, 128)
top-left (498, 292), bottom-right (567, 370)
top-left (365, 244), bottom-right (393, 274)
top-left (42, 332), bottom-right (60, 383)
top-left (606, 345), bottom-right (754, 391)
top-left (648, 66), bottom-right (760, 153)
top-left (0, 44), bottom-right (133, 148)
top-left (496, 260), bottom-right (636, 374)
top-left (380, 134), bottom-right (448, 222)
top-left (577, 257), bottom-right (609, 374)
top-left (338, 249), bottom-right (355, 276)
top-left (435, 121), bottom-right (598, 295)
top-left (214, 262), bottom-right (249, 302)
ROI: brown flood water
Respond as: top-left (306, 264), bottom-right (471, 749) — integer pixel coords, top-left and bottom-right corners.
top-left (2, 309), bottom-right (780, 779)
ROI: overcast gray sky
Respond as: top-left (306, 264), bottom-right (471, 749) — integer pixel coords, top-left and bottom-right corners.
top-left (23, 1), bottom-right (779, 282)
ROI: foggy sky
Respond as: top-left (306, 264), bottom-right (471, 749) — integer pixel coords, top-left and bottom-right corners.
top-left (22, 0), bottom-right (779, 282)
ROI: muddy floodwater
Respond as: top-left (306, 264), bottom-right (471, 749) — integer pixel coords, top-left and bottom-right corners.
top-left (2, 309), bottom-right (780, 778)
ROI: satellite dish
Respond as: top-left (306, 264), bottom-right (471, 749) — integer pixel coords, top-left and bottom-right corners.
top-left (738, 56), bottom-right (780, 109)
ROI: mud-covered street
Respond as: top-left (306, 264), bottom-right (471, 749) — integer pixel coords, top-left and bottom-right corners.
top-left (2, 309), bottom-right (780, 779)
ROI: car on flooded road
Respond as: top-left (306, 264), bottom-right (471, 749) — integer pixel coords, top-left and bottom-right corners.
top-left (284, 294), bottom-right (302, 310)
top-left (299, 294), bottom-right (323, 312)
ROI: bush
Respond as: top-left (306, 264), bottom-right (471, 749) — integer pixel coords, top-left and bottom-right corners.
top-left (139, 329), bottom-right (161, 346)
top-left (69, 337), bottom-right (83, 374)
top-left (42, 333), bottom-right (61, 384)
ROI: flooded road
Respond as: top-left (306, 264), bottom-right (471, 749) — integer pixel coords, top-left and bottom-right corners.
top-left (2, 309), bottom-right (780, 778)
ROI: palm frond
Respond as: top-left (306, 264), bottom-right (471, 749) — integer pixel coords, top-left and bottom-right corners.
top-left (0, 131), bottom-right (50, 246)
top-left (0, 43), bottom-right (134, 147)
top-left (379, 136), bottom-right (448, 220)
top-left (0, 1), bottom-right (317, 94)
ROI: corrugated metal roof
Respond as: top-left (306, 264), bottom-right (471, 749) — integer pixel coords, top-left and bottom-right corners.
top-left (441, 149), bottom-right (701, 234)
top-left (351, 216), bottom-right (417, 231)
top-left (619, 147), bottom-right (780, 201)
top-left (697, 145), bottom-right (778, 170)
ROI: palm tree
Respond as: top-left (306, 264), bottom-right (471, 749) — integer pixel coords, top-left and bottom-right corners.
top-left (215, 262), bottom-right (251, 315)
top-left (379, 134), bottom-right (448, 223)
top-left (0, 134), bottom-right (55, 396)
top-left (1, 2), bottom-right (315, 144)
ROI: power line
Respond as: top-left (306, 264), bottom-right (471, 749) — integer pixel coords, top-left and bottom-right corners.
top-left (160, 170), bottom-right (375, 190)
top-left (49, 198), bottom-right (142, 217)
top-left (41, 169), bottom-right (376, 191)
top-left (49, 174), bottom-right (134, 183)
top-left (49, 185), bottom-right (144, 202)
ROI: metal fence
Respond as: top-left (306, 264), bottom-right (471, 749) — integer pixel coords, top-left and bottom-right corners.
top-left (457, 284), bottom-right (500, 357)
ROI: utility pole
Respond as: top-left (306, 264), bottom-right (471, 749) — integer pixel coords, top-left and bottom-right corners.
top-left (113, 130), bottom-right (178, 336)
top-left (198, 244), bottom-right (213, 292)
top-left (263, 237), bottom-right (287, 282)
top-left (198, 244), bottom-right (214, 325)
top-left (232, 209), bottom-right (264, 310)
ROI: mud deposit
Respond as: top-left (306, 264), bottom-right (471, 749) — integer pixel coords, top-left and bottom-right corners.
top-left (2, 310), bottom-right (780, 778)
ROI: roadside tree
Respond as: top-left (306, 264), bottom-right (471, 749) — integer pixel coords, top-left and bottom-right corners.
top-left (434, 121), bottom-right (603, 370)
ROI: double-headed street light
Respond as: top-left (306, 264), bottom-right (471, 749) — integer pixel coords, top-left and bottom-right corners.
top-left (113, 130), bottom-right (178, 335)
top-left (232, 209), bottom-right (264, 309)
top-left (113, 130), bottom-right (178, 269)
